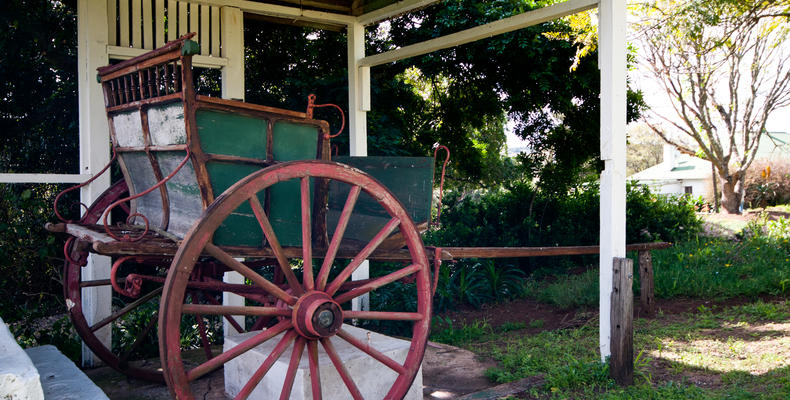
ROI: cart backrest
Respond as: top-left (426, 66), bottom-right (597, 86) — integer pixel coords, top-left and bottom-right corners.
top-left (329, 156), bottom-right (434, 248)
top-left (97, 35), bottom-right (329, 244)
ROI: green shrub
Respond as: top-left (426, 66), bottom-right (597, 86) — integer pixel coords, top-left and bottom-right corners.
top-left (426, 182), bottom-right (701, 275)
top-left (0, 183), bottom-right (71, 323)
top-left (744, 161), bottom-right (790, 208)
top-left (10, 315), bottom-right (81, 361)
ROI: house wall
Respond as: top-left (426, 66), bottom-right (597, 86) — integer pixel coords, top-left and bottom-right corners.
top-left (636, 178), bottom-right (712, 199)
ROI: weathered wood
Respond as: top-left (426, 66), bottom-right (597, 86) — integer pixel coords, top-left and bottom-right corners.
top-left (56, 222), bottom-right (670, 263)
top-left (638, 250), bottom-right (655, 317)
top-left (443, 242), bottom-right (670, 258)
top-left (610, 257), bottom-right (633, 385)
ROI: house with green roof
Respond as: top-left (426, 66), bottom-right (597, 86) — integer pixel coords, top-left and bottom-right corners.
top-left (628, 132), bottom-right (789, 200)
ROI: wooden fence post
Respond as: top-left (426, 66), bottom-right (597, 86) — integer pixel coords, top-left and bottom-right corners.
top-left (638, 250), bottom-right (655, 317)
top-left (610, 257), bottom-right (633, 385)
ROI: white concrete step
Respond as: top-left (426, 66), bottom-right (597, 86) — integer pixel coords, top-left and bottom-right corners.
top-left (25, 346), bottom-right (109, 400)
top-left (0, 316), bottom-right (108, 400)
top-left (0, 317), bottom-right (44, 400)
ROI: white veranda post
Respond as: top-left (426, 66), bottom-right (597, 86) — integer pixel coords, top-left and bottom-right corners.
top-left (77, 0), bottom-right (112, 367)
top-left (220, 6), bottom-right (247, 336)
top-left (347, 21), bottom-right (372, 312)
top-left (598, 0), bottom-right (628, 361)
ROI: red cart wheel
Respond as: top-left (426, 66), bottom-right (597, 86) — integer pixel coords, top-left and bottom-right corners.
top-left (63, 180), bottom-right (167, 381)
top-left (63, 181), bottom-right (258, 382)
top-left (159, 160), bottom-right (432, 400)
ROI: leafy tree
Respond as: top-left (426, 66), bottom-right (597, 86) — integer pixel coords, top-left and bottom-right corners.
top-left (383, 0), bottom-right (645, 193)
top-left (0, 0), bottom-right (78, 174)
top-left (627, 123), bottom-right (663, 176)
top-left (243, 1), bottom-right (644, 192)
top-left (635, 0), bottom-right (790, 213)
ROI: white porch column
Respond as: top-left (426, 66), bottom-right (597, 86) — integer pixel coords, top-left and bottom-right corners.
top-left (221, 6), bottom-right (245, 101)
top-left (77, 0), bottom-right (112, 367)
top-left (598, 0), bottom-right (627, 361)
top-left (347, 21), bottom-right (371, 312)
top-left (220, 5), bottom-right (247, 335)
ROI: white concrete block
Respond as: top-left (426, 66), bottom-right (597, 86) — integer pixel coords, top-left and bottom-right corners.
top-left (0, 317), bottom-right (44, 400)
top-left (25, 345), bottom-right (109, 400)
top-left (224, 324), bottom-right (422, 399)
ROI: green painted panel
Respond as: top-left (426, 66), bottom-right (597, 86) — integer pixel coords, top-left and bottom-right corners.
top-left (272, 121), bottom-right (318, 162)
top-left (199, 120), bottom-right (321, 248)
top-left (329, 157), bottom-right (434, 244)
top-left (206, 161), bottom-right (265, 247)
top-left (268, 178), bottom-right (317, 247)
top-left (196, 110), bottom-right (267, 159)
top-left (268, 121), bottom-right (321, 247)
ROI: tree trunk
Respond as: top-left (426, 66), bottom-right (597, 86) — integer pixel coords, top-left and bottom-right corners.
top-left (719, 171), bottom-right (744, 214)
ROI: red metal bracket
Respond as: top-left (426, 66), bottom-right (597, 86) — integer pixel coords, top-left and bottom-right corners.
top-left (53, 147), bottom-right (118, 223)
top-left (431, 143), bottom-right (450, 227)
top-left (306, 94), bottom-right (346, 140)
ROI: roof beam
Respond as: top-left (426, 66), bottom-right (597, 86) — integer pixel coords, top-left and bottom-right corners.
top-left (359, 0), bottom-right (597, 67)
top-left (179, 0), bottom-right (357, 25)
top-left (357, 0), bottom-right (441, 26)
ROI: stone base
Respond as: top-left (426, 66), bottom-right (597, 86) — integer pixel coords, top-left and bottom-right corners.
top-left (224, 324), bottom-right (422, 399)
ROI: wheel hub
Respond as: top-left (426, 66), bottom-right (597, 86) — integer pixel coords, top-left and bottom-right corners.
top-left (292, 291), bottom-right (343, 338)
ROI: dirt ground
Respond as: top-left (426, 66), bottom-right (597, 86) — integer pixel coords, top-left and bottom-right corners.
top-left (85, 339), bottom-right (498, 400)
top-left (699, 208), bottom-right (789, 238)
top-left (86, 294), bottom-right (790, 399)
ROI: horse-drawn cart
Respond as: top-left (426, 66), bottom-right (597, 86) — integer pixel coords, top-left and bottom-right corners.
top-left (48, 35), bottom-right (439, 399)
top-left (47, 35), bottom-right (667, 399)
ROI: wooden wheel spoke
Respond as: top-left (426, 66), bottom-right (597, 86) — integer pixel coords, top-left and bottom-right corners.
top-left (235, 330), bottom-right (298, 400)
top-left (308, 340), bottom-right (322, 400)
top-left (182, 304), bottom-right (290, 317)
top-left (249, 196), bottom-right (304, 295)
top-left (90, 286), bottom-right (162, 332)
top-left (194, 313), bottom-right (214, 361)
top-left (343, 311), bottom-right (423, 321)
top-left (317, 185), bottom-right (360, 291)
top-left (325, 217), bottom-right (401, 296)
top-left (187, 320), bottom-right (291, 381)
top-left (203, 294), bottom-right (245, 334)
top-left (334, 263), bottom-right (421, 304)
top-left (118, 311), bottom-right (158, 364)
top-left (279, 337), bottom-right (306, 400)
top-left (320, 338), bottom-right (364, 400)
top-left (301, 177), bottom-right (314, 290)
top-left (337, 329), bottom-right (406, 374)
top-left (205, 243), bottom-right (297, 305)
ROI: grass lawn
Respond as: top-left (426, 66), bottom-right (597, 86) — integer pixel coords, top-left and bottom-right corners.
top-left (430, 213), bottom-right (790, 399)
top-left (432, 300), bottom-right (790, 399)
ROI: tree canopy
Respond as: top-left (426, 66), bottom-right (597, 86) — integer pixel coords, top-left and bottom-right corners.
top-left (244, 0), bottom-right (644, 192)
top-left (0, 0), bottom-right (77, 174)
